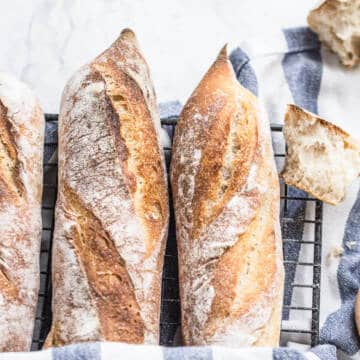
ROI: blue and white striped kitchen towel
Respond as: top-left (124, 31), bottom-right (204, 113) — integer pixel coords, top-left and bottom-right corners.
top-left (1, 27), bottom-right (358, 360)
top-left (0, 342), bottom-right (336, 360)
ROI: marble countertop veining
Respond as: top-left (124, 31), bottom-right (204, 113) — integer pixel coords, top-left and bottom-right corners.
top-left (0, 0), bottom-right (318, 113)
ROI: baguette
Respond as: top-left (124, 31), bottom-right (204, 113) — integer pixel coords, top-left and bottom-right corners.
top-left (281, 104), bottom-right (360, 205)
top-left (45, 29), bottom-right (169, 347)
top-left (170, 46), bottom-right (284, 346)
top-left (0, 72), bottom-right (44, 351)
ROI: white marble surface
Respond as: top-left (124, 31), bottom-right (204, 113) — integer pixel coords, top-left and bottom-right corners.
top-left (0, 0), bottom-right (318, 113)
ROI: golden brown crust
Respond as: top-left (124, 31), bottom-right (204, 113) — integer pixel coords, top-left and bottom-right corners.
top-left (0, 100), bottom-right (25, 202)
top-left (171, 46), bottom-right (284, 347)
top-left (0, 73), bottom-right (44, 351)
top-left (47, 29), bottom-right (168, 347)
top-left (175, 46), bottom-right (260, 241)
top-left (64, 185), bottom-right (145, 343)
top-left (92, 62), bottom-right (167, 256)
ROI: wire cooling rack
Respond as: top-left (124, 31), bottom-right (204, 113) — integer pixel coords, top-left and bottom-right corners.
top-left (31, 114), bottom-right (323, 350)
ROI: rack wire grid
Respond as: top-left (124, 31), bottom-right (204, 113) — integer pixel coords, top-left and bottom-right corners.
top-left (31, 114), bottom-right (323, 350)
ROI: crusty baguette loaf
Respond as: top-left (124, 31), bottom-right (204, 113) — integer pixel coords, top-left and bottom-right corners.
top-left (45, 29), bottom-right (169, 347)
top-left (281, 104), bottom-right (360, 205)
top-left (0, 72), bottom-right (44, 351)
top-left (308, 0), bottom-right (360, 67)
top-left (170, 46), bottom-right (284, 347)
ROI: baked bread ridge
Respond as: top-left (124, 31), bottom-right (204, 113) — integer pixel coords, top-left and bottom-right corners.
top-left (170, 46), bottom-right (284, 347)
top-left (46, 29), bottom-right (169, 347)
top-left (281, 104), bottom-right (360, 205)
top-left (0, 72), bottom-right (44, 351)
top-left (308, 0), bottom-right (360, 67)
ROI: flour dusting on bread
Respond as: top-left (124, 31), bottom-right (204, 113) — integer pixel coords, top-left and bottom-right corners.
top-left (171, 45), bottom-right (284, 347)
top-left (0, 72), bottom-right (44, 351)
top-left (47, 29), bottom-right (168, 347)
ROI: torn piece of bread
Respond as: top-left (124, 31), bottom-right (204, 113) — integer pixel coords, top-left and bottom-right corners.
top-left (281, 104), bottom-right (360, 205)
top-left (308, 0), bottom-right (360, 67)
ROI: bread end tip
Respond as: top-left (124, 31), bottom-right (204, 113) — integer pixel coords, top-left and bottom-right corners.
top-left (218, 44), bottom-right (228, 60)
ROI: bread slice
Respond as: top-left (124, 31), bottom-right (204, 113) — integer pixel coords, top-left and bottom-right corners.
top-left (308, 0), bottom-right (360, 67)
top-left (281, 104), bottom-right (360, 205)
